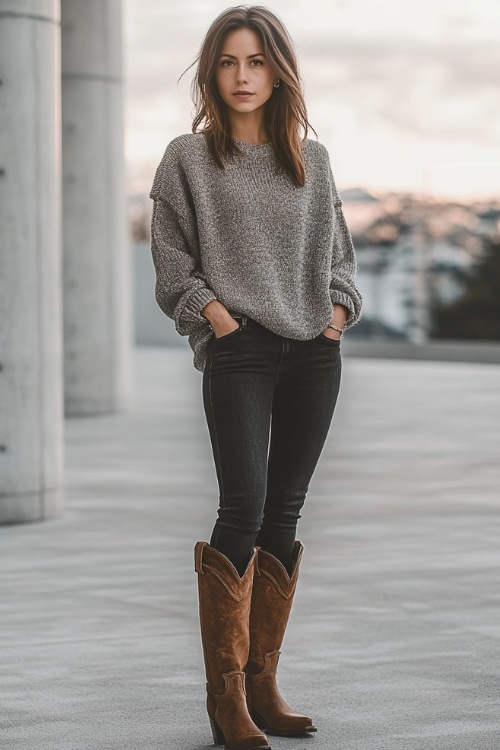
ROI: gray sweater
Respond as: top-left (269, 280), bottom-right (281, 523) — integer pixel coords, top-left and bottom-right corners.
top-left (149, 132), bottom-right (362, 372)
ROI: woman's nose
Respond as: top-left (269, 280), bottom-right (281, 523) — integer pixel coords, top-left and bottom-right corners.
top-left (236, 67), bottom-right (248, 84)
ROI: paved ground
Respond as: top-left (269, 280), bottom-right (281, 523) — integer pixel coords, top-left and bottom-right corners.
top-left (1, 345), bottom-right (500, 750)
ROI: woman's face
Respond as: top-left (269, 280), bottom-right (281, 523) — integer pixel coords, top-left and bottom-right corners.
top-left (214, 27), bottom-right (276, 117)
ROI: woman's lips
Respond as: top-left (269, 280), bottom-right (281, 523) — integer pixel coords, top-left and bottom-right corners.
top-left (233, 93), bottom-right (254, 99)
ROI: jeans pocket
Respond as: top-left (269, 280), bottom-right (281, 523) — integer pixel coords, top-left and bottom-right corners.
top-left (213, 325), bottom-right (242, 343)
top-left (317, 332), bottom-right (341, 346)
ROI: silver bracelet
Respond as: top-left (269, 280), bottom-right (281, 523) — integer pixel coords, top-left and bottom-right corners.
top-left (327, 323), bottom-right (344, 336)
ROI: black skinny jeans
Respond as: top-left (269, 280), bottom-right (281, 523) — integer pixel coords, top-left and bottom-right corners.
top-left (202, 314), bottom-right (342, 576)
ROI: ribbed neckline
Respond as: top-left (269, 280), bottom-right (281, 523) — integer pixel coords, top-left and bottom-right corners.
top-left (232, 138), bottom-right (273, 149)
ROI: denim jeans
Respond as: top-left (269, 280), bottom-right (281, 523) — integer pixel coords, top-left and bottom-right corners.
top-left (202, 314), bottom-right (342, 575)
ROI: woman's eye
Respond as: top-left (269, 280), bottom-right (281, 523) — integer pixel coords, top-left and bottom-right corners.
top-left (220, 59), bottom-right (264, 67)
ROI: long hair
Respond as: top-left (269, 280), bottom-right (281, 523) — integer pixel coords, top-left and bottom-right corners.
top-left (178, 5), bottom-right (317, 187)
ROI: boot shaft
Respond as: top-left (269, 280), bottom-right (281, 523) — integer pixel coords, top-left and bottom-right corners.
top-left (195, 541), bottom-right (256, 695)
top-left (246, 542), bottom-right (317, 736)
top-left (248, 541), bottom-right (303, 674)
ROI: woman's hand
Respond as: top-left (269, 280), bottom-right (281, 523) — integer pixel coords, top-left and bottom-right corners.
top-left (201, 300), bottom-right (240, 339)
top-left (321, 304), bottom-right (348, 340)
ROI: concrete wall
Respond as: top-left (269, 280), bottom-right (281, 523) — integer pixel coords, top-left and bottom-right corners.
top-left (0, 0), bottom-right (64, 523)
top-left (62, 0), bottom-right (132, 414)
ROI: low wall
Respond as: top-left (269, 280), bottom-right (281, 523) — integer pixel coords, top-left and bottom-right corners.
top-left (134, 243), bottom-right (500, 365)
top-left (341, 339), bottom-right (500, 365)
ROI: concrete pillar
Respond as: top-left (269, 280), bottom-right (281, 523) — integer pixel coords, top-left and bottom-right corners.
top-left (0, 1), bottom-right (64, 523)
top-left (61, 0), bottom-right (131, 414)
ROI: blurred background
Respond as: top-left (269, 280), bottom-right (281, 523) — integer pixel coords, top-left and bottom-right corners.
top-left (1, 0), bottom-right (499, 524)
top-left (127, 0), bottom-right (500, 347)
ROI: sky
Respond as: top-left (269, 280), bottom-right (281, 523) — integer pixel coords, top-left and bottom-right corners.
top-left (123, 0), bottom-right (500, 201)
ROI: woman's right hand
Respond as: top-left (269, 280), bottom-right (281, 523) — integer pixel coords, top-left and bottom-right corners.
top-left (201, 300), bottom-right (240, 339)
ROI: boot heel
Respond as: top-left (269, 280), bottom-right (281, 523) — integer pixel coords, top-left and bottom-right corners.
top-left (209, 715), bottom-right (225, 745)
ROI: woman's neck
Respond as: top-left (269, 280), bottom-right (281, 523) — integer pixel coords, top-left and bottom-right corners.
top-left (227, 113), bottom-right (270, 145)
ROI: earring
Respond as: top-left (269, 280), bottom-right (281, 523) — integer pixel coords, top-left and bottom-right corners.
top-left (273, 80), bottom-right (280, 88)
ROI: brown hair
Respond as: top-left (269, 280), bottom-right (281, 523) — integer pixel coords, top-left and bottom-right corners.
top-left (178, 5), bottom-right (317, 187)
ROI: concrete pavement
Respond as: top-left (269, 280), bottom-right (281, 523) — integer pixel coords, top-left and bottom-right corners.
top-left (1, 345), bottom-right (500, 750)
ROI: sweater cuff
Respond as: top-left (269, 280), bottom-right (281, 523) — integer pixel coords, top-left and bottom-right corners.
top-left (330, 290), bottom-right (357, 327)
top-left (181, 286), bottom-right (218, 324)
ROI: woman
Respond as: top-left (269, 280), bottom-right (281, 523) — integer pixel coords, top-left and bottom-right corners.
top-left (149, 6), bottom-right (362, 749)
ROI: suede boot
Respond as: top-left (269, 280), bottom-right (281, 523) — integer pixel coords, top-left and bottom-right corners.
top-left (246, 541), bottom-right (317, 736)
top-left (194, 541), bottom-right (271, 750)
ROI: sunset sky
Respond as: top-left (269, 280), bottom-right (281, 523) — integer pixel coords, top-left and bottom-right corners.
top-left (124, 0), bottom-right (500, 201)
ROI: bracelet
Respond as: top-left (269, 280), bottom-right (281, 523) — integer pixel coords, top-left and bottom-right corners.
top-left (201, 313), bottom-right (214, 331)
top-left (327, 323), bottom-right (344, 336)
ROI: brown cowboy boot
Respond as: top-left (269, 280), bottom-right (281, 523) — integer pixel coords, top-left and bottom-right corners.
top-left (246, 541), bottom-right (317, 736)
top-left (194, 541), bottom-right (271, 750)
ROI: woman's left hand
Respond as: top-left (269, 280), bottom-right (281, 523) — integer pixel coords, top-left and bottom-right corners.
top-left (321, 304), bottom-right (348, 340)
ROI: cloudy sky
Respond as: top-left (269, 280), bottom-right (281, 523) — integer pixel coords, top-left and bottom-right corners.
top-left (123, 0), bottom-right (500, 200)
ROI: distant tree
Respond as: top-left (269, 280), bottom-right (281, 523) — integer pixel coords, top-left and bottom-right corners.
top-left (430, 237), bottom-right (500, 340)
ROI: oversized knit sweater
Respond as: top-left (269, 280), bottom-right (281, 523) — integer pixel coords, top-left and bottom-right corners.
top-left (149, 132), bottom-right (362, 372)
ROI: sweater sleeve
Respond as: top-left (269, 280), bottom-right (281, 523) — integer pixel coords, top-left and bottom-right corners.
top-left (149, 140), bottom-right (217, 336)
top-left (324, 151), bottom-right (363, 328)
top-left (150, 198), bottom-right (217, 336)
top-left (330, 196), bottom-right (363, 328)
